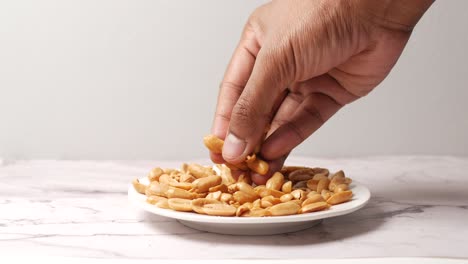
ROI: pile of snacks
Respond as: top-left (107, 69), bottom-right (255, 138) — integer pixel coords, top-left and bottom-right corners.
top-left (132, 135), bottom-right (353, 217)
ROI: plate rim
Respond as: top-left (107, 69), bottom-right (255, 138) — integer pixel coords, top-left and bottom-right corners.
top-left (128, 178), bottom-right (371, 224)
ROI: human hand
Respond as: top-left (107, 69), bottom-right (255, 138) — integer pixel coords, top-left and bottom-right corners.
top-left (210, 0), bottom-right (434, 184)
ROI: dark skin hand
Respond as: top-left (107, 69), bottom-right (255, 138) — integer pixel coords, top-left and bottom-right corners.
top-left (210, 0), bottom-right (434, 184)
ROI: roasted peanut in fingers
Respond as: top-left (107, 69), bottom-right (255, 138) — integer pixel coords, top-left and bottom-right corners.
top-left (245, 154), bottom-right (269, 175)
top-left (203, 134), bottom-right (224, 154)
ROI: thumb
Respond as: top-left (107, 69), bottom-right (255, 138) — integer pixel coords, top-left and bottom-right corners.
top-left (222, 48), bottom-right (292, 164)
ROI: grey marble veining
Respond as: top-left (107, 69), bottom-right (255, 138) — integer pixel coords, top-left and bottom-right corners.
top-left (0, 156), bottom-right (467, 259)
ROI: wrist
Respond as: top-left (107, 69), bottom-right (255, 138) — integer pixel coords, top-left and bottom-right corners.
top-left (356, 0), bottom-right (435, 32)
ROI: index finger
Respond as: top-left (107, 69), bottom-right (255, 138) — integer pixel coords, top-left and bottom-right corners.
top-left (210, 25), bottom-right (260, 163)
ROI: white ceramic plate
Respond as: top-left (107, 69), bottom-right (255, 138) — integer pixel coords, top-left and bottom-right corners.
top-left (128, 176), bottom-right (371, 235)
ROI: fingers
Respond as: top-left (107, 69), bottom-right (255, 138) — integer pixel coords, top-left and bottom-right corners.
top-left (210, 25), bottom-right (260, 164)
top-left (222, 48), bottom-right (290, 164)
top-left (261, 76), bottom-right (345, 160)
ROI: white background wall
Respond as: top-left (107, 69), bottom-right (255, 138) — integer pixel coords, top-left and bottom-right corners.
top-left (0, 0), bottom-right (467, 160)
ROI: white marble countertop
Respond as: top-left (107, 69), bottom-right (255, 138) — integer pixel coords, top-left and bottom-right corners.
top-left (1, 156), bottom-right (467, 260)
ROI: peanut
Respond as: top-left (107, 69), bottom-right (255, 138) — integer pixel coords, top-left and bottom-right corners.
top-left (281, 181), bottom-right (292, 193)
top-left (245, 154), bottom-right (269, 175)
top-left (327, 190), bottom-right (353, 205)
top-left (280, 193), bottom-right (294, 203)
top-left (335, 183), bottom-right (349, 193)
top-left (203, 134), bottom-right (224, 154)
top-left (146, 181), bottom-right (169, 197)
top-left (206, 190), bottom-right (222, 201)
top-left (148, 167), bottom-right (164, 182)
top-left (242, 208), bottom-right (271, 217)
top-left (288, 168), bottom-right (315, 181)
top-left (191, 198), bottom-right (222, 214)
top-left (208, 184), bottom-right (228, 193)
top-left (146, 196), bottom-right (169, 209)
top-left (192, 175), bottom-right (222, 193)
top-left (237, 182), bottom-right (258, 198)
top-left (132, 179), bottom-right (147, 194)
top-left (233, 191), bottom-right (257, 204)
top-left (136, 159), bottom-right (354, 217)
top-left (321, 190), bottom-right (333, 201)
top-left (300, 201), bottom-right (329, 213)
top-left (187, 163), bottom-right (214, 178)
top-left (167, 198), bottom-right (192, 212)
top-left (203, 203), bottom-right (237, 216)
top-left (317, 178), bottom-right (331, 193)
top-left (291, 189), bottom-right (307, 201)
top-left (266, 172), bottom-right (285, 191)
top-left (220, 193), bottom-right (233, 203)
top-left (166, 187), bottom-right (196, 199)
top-left (302, 194), bottom-right (325, 207)
top-left (269, 201), bottom-right (301, 216)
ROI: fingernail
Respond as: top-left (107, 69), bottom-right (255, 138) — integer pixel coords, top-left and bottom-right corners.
top-left (223, 133), bottom-right (246, 160)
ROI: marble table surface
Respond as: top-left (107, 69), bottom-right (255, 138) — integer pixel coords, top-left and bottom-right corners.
top-left (1, 156), bottom-right (467, 260)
